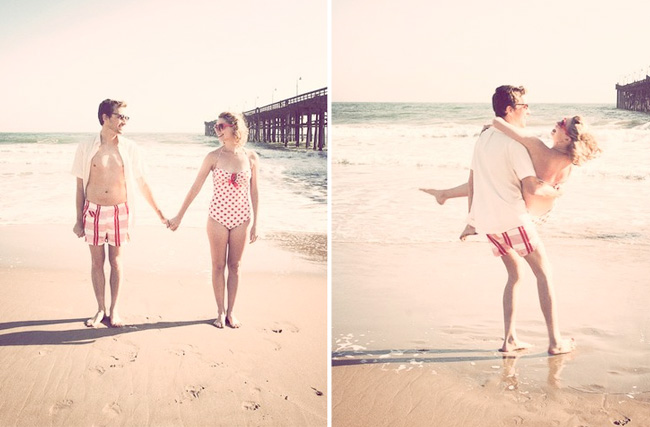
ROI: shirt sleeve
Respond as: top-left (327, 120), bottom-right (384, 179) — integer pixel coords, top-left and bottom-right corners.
top-left (71, 142), bottom-right (85, 178)
top-left (129, 142), bottom-right (147, 180)
top-left (510, 142), bottom-right (536, 181)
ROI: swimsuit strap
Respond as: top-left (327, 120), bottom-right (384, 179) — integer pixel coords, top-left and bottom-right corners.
top-left (215, 146), bottom-right (250, 172)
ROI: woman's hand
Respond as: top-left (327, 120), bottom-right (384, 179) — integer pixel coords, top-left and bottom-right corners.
top-left (168, 216), bottom-right (182, 231)
top-left (249, 224), bottom-right (258, 243)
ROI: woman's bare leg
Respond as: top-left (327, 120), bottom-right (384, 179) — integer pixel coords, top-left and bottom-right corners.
top-left (420, 182), bottom-right (469, 205)
top-left (207, 217), bottom-right (229, 328)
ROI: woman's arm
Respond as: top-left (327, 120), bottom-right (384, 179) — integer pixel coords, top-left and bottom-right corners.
top-left (492, 117), bottom-right (551, 155)
top-left (168, 153), bottom-right (214, 230)
top-left (248, 151), bottom-right (260, 243)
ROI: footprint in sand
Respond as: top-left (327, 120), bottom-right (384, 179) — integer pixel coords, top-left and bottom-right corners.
top-left (49, 399), bottom-right (73, 415)
top-left (268, 321), bottom-right (300, 334)
top-left (185, 385), bottom-right (205, 400)
top-left (90, 366), bottom-right (106, 376)
top-left (102, 402), bottom-right (122, 416)
top-left (242, 401), bottom-right (261, 411)
top-left (263, 338), bottom-right (282, 351)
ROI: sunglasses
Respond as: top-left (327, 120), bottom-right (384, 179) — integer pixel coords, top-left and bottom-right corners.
top-left (214, 123), bottom-right (234, 132)
top-left (112, 113), bottom-right (130, 121)
top-left (515, 103), bottom-right (529, 109)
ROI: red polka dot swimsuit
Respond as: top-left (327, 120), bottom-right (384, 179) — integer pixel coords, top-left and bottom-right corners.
top-left (208, 149), bottom-right (252, 230)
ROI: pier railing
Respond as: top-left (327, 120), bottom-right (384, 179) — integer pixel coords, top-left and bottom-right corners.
top-left (205, 87), bottom-right (328, 151)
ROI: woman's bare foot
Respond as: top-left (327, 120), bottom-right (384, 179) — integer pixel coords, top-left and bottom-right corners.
top-left (109, 312), bottom-right (124, 328)
top-left (548, 338), bottom-right (576, 355)
top-left (213, 314), bottom-right (226, 329)
top-left (85, 310), bottom-right (106, 328)
top-left (419, 188), bottom-right (448, 205)
top-left (459, 224), bottom-right (477, 241)
top-left (226, 315), bottom-right (241, 329)
top-left (499, 338), bottom-right (533, 353)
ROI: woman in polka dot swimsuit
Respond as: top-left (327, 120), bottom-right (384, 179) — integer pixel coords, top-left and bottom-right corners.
top-left (168, 112), bottom-right (259, 329)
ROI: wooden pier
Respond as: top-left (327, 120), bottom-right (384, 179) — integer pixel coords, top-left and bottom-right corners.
top-left (205, 87), bottom-right (328, 151)
top-left (616, 76), bottom-right (650, 113)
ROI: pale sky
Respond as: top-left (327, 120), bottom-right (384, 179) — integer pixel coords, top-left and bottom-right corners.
top-left (333, 0), bottom-right (650, 104)
top-left (0, 0), bottom-right (327, 132)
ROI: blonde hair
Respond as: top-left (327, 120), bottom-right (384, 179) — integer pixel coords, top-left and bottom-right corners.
top-left (566, 116), bottom-right (602, 166)
top-left (218, 112), bottom-right (249, 146)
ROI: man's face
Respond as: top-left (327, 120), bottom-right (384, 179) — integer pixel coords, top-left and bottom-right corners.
top-left (509, 95), bottom-right (530, 128)
top-left (104, 107), bottom-right (129, 134)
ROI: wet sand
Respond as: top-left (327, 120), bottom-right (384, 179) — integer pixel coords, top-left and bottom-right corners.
top-left (332, 237), bottom-right (650, 426)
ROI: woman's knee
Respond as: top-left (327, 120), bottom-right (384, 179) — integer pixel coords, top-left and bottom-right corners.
top-left (212, 263), bottom-right (227, 275)
top-left (227, 260), bottom-right (241, 274)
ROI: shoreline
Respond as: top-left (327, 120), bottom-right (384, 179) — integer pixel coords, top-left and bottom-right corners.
top-left (332, 237), bottom-right (650, 425)
top-left (0, 224), bottom-right (327, 426)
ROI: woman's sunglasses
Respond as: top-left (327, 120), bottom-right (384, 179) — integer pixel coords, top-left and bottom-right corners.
top-left (214, 123), bottom-right (234, 132)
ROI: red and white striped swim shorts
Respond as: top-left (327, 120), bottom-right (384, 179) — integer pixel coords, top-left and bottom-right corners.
top-left (486, 225), bottom-right (539, 257)
top-left (83, 201), bottom-right (130, 246)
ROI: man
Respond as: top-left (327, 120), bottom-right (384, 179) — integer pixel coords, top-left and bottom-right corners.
top-left (72, 99), bottom-right (167, 328)
top-left (467, 85), bottom-right (575, 355)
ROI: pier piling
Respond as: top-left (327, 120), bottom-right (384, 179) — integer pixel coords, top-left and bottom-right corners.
top-left (616, 76), bottom-right (650, 113)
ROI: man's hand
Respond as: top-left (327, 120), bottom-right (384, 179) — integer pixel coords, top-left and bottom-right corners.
top-left (73, 221), bottom-right (85, 238)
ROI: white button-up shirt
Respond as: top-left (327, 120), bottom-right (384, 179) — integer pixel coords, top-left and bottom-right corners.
top-left (71, 134), bottom-right (147, 226)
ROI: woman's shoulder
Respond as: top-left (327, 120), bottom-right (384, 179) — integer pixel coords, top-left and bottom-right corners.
top-left (246, 148), bottom-right (259, 162)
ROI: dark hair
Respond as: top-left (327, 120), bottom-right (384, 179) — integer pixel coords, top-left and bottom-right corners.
top-left (98, 99), bottom-right (127, 125)
top-left (218, 112), bottom-right (249, 145)
top-left (492, 85), bottom-right (526, 118)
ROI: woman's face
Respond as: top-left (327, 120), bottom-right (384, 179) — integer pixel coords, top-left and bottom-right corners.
top-left (215, 119), bottom-right (235, 143)
top-left (551, 118), bottom-right (572, 146)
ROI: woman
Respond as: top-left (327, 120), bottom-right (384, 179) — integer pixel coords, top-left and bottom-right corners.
top-left (169, 112), bottom-right (259, 329)
top-left (421, 115), bottom-right (601, 235)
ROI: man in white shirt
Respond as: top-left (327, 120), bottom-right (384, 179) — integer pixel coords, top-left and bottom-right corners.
top-left (72, 99), bottom-right (167, 328)
top-left (468, 85), bottom-right (575, 355)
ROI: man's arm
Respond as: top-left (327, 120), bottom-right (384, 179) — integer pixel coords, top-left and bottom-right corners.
top-left (521, 176), bottom-right (562, 198)
top-left (137, 177), bottom-right (166, 224)
top-left (73, 178), bottom-right (85, 237)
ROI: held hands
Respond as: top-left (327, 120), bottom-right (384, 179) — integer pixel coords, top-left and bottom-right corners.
top-left (167, 215), bottom-right (182, 231)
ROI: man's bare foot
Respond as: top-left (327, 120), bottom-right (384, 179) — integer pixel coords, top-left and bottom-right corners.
top-left (499, 339), bottom-right (533, 353)
top-left (213, 314), bottom-right (225, 329)
top-left (548, 338), bottom-right (576, 355)
top-left (459, 224), bottom-right (477, 241)
top-left (226, 315), bottom-right (241, 329)
top-left (109, 312), bottom-right (124, 328)
top-left (419, 188), bottom-right (447, 205)
top-left (85, 310), bottom-right (106, 328)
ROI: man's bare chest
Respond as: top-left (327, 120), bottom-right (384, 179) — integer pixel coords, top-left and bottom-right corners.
top-left (91, 148), bottom-right (124, 174)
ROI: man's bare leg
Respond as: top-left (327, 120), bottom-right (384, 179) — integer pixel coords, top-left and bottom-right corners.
top-left (499, 251), bottom-right (533, 352)
top-left (107, 245), bottom-right (124, 328)
top-left (523, 242), bottom-right (575, 355)
top-left (87, 245), bottom-right (107, 327)
top-left (419, 183), bottom-right (469, 205)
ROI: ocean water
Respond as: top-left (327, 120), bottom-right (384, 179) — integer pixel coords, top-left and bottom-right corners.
top-left (0, 132), bottom-right (327, 243)
top-left (331, 103), bottom-right (650, 397)
top-left (332, 102), bottom-right (650, 246)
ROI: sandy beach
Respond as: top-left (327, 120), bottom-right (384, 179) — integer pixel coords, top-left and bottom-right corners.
top-left (0, 224), bottom-right (327, 426)
top-left (332, 237), bottom-right (650, 426)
